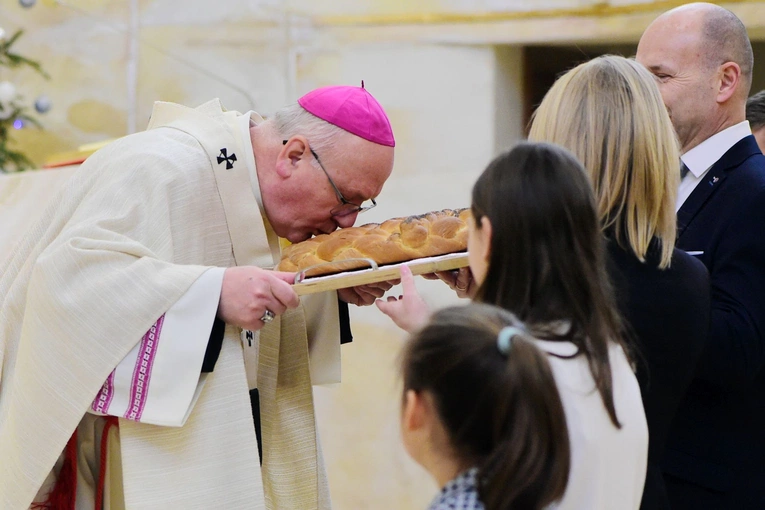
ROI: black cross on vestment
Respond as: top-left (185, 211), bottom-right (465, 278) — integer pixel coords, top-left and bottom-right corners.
top-left (217, 148), bottom-right (237, 169)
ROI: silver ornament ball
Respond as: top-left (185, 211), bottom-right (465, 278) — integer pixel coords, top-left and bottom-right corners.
top-left (34, 95), bottom-right (52, 114)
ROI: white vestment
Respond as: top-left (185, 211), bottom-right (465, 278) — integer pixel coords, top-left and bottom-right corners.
top-left (0, 100), bottom-right (339, 509)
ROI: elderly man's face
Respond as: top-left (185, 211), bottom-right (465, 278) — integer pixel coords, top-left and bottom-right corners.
top-left (267, 135), bottom-right (394, 244)
top-left (636, 12), bottom-right (720, 153)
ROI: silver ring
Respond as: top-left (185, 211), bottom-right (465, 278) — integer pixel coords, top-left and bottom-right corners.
top-left (260, 309), bottom-right (276, 323)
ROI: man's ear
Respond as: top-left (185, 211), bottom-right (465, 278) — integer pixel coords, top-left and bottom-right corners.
top-left (717, 62), bottom-right (742, 104)
top-left (276, 136), bottom-right (310, 178)
top-left (480, 216), bottom-right (493, 264)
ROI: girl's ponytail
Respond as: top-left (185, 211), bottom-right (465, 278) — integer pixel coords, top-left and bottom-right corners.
top-left (480, 329), bottom-right (570, 510)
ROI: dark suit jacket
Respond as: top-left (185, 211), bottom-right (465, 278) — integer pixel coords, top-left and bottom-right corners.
top-left (662, 135), bottom-right (765, 509)
top-left (607, 241), bottom-right (710, 510)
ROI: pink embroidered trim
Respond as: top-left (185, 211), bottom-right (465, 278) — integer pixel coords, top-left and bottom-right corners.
top-left (91, 371), bottom-right (115, 414)
top-left (124, 315), bottom-right (164, 421)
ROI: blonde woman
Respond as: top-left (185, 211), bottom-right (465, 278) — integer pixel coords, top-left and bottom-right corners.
top-left (529, 55), bottom-right (711, 510)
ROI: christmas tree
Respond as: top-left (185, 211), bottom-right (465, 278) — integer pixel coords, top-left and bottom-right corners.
top-left (0, 28), bottom-right (48, 172)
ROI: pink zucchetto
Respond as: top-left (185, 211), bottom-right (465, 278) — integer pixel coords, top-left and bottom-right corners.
top-left (298, 82), bottom-right (395, 147)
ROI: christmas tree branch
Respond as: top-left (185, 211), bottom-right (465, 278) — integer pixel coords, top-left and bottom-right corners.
top-left (0, 29), bottom-right (49, 171)
top-left (0, 30), bottom-right (50, 79)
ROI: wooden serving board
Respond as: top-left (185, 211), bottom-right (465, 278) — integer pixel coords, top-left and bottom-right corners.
top-left (291, 252), bottom-right (469, 296)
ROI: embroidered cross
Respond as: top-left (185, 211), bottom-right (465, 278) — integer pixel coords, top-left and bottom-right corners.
top-left (245, 330), bottom-right (254, 347)
top-left (217, 148), bottom-right (237, 169)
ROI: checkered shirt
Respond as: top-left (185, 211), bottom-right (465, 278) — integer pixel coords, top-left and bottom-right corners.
top-left (427, 467), bottom-right (485, 510)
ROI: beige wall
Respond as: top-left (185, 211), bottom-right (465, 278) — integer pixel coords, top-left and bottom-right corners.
top-left (3, 0), bottom-right (765, 166)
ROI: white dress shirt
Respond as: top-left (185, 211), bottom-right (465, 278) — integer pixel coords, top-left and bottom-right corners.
top-left (677, 121), bottom-right (752, 210)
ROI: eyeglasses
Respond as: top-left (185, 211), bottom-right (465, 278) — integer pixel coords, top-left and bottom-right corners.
top-left (283, 139), bottom-right (377, 217)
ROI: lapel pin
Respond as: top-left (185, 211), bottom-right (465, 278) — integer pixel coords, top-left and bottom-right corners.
top-left (217, 148), bottom-right (237, 170)
top-left (710, 176), bottom-right (719, 186)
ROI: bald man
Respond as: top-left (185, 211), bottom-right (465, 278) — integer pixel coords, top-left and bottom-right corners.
top-left (747, 90), bottom-right (765, 153)
top-left (637, 4), bottom-right (765, 509)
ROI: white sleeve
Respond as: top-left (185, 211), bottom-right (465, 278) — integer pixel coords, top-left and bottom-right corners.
top-left (302, 291), bottom-right (342, 385)
top-left (88, 267), bottom-right (226, 427)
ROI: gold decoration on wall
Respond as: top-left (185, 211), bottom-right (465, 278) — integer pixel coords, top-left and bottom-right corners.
top-left (316, 0), bottom-right (761, 26)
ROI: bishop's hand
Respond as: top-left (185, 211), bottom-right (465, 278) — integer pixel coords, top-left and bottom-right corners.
top-left (218, 266), bottom-right (300, 331)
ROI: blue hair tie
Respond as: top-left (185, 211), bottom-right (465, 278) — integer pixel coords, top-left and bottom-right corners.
top-left (497, 326), bottom-right (524, 355)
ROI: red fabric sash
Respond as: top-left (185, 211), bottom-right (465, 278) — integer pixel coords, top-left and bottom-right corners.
top-left (32, 416), bottom-right (119, 510)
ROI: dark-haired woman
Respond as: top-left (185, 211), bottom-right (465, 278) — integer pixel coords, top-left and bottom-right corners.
top-left (378, 142), bottom-right (648, 509)
top-left (401, 304), bottom-right (570, 510)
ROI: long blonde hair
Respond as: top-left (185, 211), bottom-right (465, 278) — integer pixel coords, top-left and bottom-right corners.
top-left (528, 55), bottom-right (679, 268)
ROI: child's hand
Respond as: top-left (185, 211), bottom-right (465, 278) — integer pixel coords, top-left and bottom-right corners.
top-left (375, 265), bottom-right (431, 333)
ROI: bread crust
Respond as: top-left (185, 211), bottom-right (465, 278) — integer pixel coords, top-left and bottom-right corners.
top-left (276, 208), bottom-right (470, 276)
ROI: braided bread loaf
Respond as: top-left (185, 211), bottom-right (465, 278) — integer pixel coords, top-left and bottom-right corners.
top-left (277, 208), bottom-right (470, 276)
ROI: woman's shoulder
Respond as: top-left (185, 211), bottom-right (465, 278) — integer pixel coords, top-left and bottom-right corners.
top-left (669, 247), bottom-right (708, 277)
top-left (664, 248), bottom-right (711, 304)
top-left (607, 238), bottom-right (707, 277)
top-left (609, 243), bottom-right (709, 304)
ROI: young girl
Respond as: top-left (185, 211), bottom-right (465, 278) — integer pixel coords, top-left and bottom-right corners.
top-left (400, 303), bottom-right (570, 510)
top-left (378, 142), bottom-right (648, 509)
